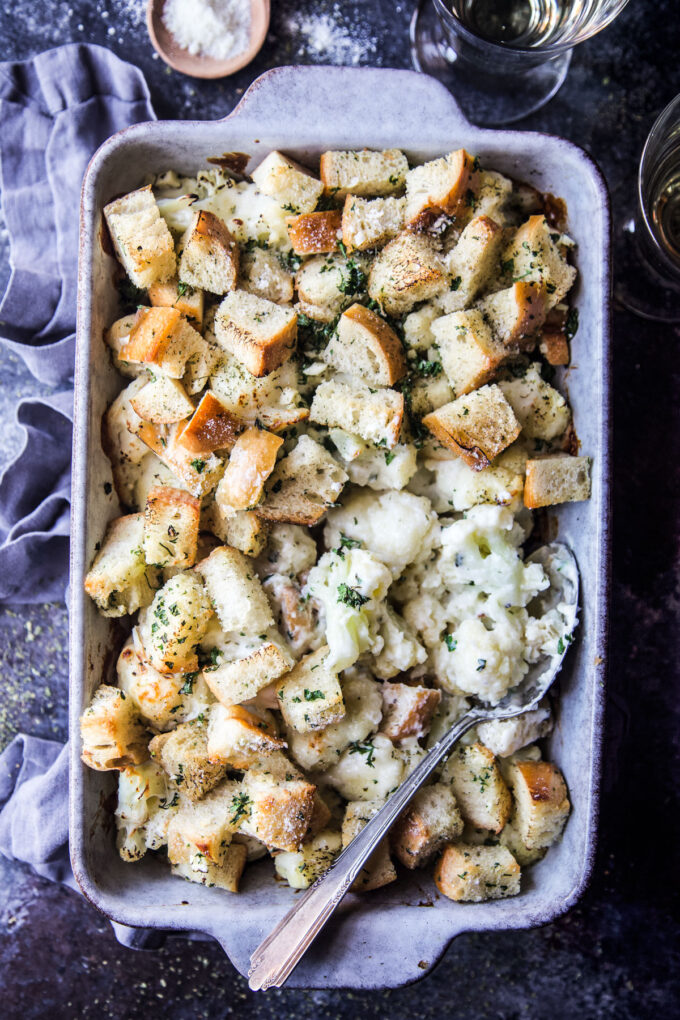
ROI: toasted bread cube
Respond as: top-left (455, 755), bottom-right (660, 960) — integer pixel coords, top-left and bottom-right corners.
top-left (477, 702), bottom-right (552, 758)
top-left (380, 682), bottom-right (441, 741)
top-left (139, 572), bottom-right (213, 674)
top-left (310, 378), bottom-right (404, 449)
top-left (320, 148), bottom-right (408, 198)
top-left (286, 673), bottom-right (383, 773)
top-left (442, 743), bottom-right (512, 833)
top-left (434, 843), bottom-right (520, 902)
top-left (475, 170), bottom-right (513, 224)
top-left (183, 336), bottom-right (221, 397)
top-left (341, 195), bottom-right (405, 251)
top-left (202, 501), bottom-right (269, 557)
top-left (129, 375), bottom-right (195, 425)
top-left (178, 210), bottom-right (240, 295)
top-left (240, 247), bottom-right (295, 304)
top-left (404, 149), bottom-right (476, 229)
top-left (196, 545), bottom-right (274, 633)
top-left (251, 150), bottom-right (324, 213)
top-left (84, 513), bottom-right (160, 618)
top-left (433, 309), bottom-right (510, 397)
top-left (133, 420), bottom-right (224, 498)
top-left (120, 307), bottom-right (208, 380)
top-left (104, 185), bottom-right (176, 288)
top-left (498, 818), bottom-right (547, 866)
top-left (148, 276), bottom-right (204, 326)
top-left (423, 384), bottom-right (521, 470)
top-left (308, 791), bottom-right (333, 836)
top-left (368, 232), bottom-right (447, 316)
top-left (277, 646), bottom-right (345, 733)
top-left (442, 214), bottom-right (505, 311)
top-left (105, 314), bottom-right (148, 378)
top-left (176, 391), bottom-right (244, 455)
top-left (391, 783), bottom-right (463, 868)
top-left (275, 829), bottom-right (342, 889)
top-left (323, 303), bottom-right (407, 387)
top-left (341, 799), bottom-right (397, 892)
top-left (143, 486), bottom-right (200, 568)
top-left (477, 282), bottom-right (547, 349)
top-left (166, 778), bottom-right (242, 865)
top-left (210, 358), bottom-right (309, 432)
top-left (503, 215), bottom-right (577, 309)
top-left (215, 427), bottom-right (283, 512)
top-left (149, 716), bottom-right (226, 801)
top-left (241, 753), bottom-right (316, 851)
top-left (498, 363), bottom-right (570, 441)
top-left (524, 455), bottom-right (591, 509)
top-left (256, 435), bottom-right (348, 526)
top-left (505, 759), bottom-right (570, 851)
top-left (295, 253), bottom-right (362, 323)
top-left (214, 291), bottom-right (297, 377)
top-left (540, 329), bottom-right (570, 366)
top-left (287, 210), bottom-right (342, 255)
top-left (207, 702), bottom-right (285, 768)
top-left (170, 839), bottom-right (247, 892)
top-left (204, 642), bottom-right (294, 707)
top-left (80, 684), bottom-right (149, 771)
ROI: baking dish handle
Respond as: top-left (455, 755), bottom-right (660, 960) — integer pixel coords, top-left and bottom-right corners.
top-left (221, 65), bottom-right (471, 138)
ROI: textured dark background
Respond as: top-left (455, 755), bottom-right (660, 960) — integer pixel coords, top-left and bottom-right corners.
top-left (0, 1), bottom-right (679, 1017)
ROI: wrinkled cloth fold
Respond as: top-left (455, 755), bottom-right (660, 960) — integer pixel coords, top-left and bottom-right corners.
top-left (0, 44), bottom-right (161, 949)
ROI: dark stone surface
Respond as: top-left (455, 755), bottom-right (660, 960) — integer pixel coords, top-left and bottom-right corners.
top-left (0, 1), bottom-right (679, 1017)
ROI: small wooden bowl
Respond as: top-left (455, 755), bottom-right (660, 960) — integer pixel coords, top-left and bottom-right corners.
top-left (147, 0), bottom-right (270, 79)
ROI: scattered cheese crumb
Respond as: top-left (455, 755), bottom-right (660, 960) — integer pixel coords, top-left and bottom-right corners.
top-left (163, 0), bottom-right (250, 61)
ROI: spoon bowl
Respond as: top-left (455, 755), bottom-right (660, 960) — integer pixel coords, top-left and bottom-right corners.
top-left (147, 0), bottom-right (270, 79)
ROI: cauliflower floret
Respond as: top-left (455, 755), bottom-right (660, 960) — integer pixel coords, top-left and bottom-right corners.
top-left (255, 524), bottom-right (318, 580)
top-left (306, 547), bottom-right (392, 671)
top-left (324, 489), bottom-right (439, 578)
top-left (525, 607), bottom-right (573, 662)
top-left (115, 761), bottom-right (178, 861)
top-left (409, 447), bottom-right (526, 513)
top-left (345, 444), bottom-right (419, 492)
top-left (325, 733), bottom-right (406, 801)
top-left (370, 604), bottom-right (427, 679)
top-left (434, 609), bottom-right (528, 703)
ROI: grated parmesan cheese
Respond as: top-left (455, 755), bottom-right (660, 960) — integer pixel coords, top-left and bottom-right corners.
top-left (163, 0), bottom-right (250, 61)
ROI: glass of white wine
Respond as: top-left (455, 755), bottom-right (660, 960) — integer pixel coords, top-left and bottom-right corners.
top-left (616, 95), bottom-right (680, 322)
top-left (410, 0), bottom-right (630, 125)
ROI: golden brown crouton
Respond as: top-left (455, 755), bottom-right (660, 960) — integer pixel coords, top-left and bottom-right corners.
top-left (80, 685), bottom-right (149, 771)
top-left (84, 513), bottom-right (160, 618)
top-left (380, 682), bottom-right (441, 740)
top-left (477, 281), bottom-right (548, 350)
top-left (341, 799), bottom-right (397, 892)
top-left (139, 572), bottom-right (213, 675)
top-left (255, 435), bottom-right (348, 526)
top-left (149, 716), bottom-right (227, 801)
top-left (166, 778), bottom-right (242, 865)
top-left (143, 486), bottom-right (200, 568)
top-left (179, 210), bottom-right (240, 295)
top-left (287, 210), bottom-right (342, 255)
top-left (390, 783), bottom-right (463, 869)
top-left (320, 148), bottom-right (409, 198)
top-left (539, 329), bottom-right (570, 366)
top-left (323, 303), bottom-right (407, 387)
top-left (215, 427), bottom-right (283, 511)
top-left (341, 194), bottom-right (405, 252)
top-left (422, 384), bottom-right (521, 470)
top-left (104, 185), bottom-right (176, 288)
top-left (203, 643), bottom-right (294, 708)
top-left (170, 838), bottom-right (247, 892)
top-left (176, 391), bottom-right (244, 455)
top-left (241, 753), bottom-right (316, 852)
top-left (148, 276), bottom-right (204, 326)
top-left (441, 743), bottom-right (512, 833)
top-left (432, 309), bottom-right (510, 398)
top-left (207, 703), bottom-right (285, 769)
top-left (368, 231), bottom-right (447, 316)
top-left (196, 545), bottom-right (274, 633)
top-left (214, 291), bottom-right (298, 377)
top-left (404, 149), bottom-right (476, 230)
top-left (503, 215), bottom-right (577, 309)
top-left (524, 455), bottom-right (591, 509)
top-left (434, 843), bottom-right (520, 902)
top-left (276, 646), bottom-right (345, 733)
top-left (505, 759), bottom-right (570, 851)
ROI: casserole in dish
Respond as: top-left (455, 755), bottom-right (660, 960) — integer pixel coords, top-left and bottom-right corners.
top-left (70, 64), bottom-right (610, 988)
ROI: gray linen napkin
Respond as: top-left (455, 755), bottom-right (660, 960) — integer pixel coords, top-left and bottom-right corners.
top-left (0, 44), bottom-right (164, 948)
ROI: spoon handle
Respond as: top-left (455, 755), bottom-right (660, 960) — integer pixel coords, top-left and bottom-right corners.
top-left (248, 709), bottom-right (481, 990)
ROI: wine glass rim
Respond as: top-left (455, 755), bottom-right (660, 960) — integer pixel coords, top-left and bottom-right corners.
top-left (431, 0), bottom-right (631, 57)
top-left (637, 93), bottom-right (680, 269)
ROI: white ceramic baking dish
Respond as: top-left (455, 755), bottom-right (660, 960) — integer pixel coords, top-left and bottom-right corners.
top-left (69, 65), bottom-right (611, 989)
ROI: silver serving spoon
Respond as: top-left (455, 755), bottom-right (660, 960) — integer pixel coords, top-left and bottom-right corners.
top-left (249, 542), bottom-right (579, 990)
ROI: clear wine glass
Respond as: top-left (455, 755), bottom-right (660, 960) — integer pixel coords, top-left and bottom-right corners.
top-left (615, 95), bottom-right (680, 323)
top-left (410, 0), bottom-right (630, 126)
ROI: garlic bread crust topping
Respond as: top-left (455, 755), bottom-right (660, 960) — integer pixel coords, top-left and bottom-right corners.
top-left (82, 147), bottom-right (587, 903)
